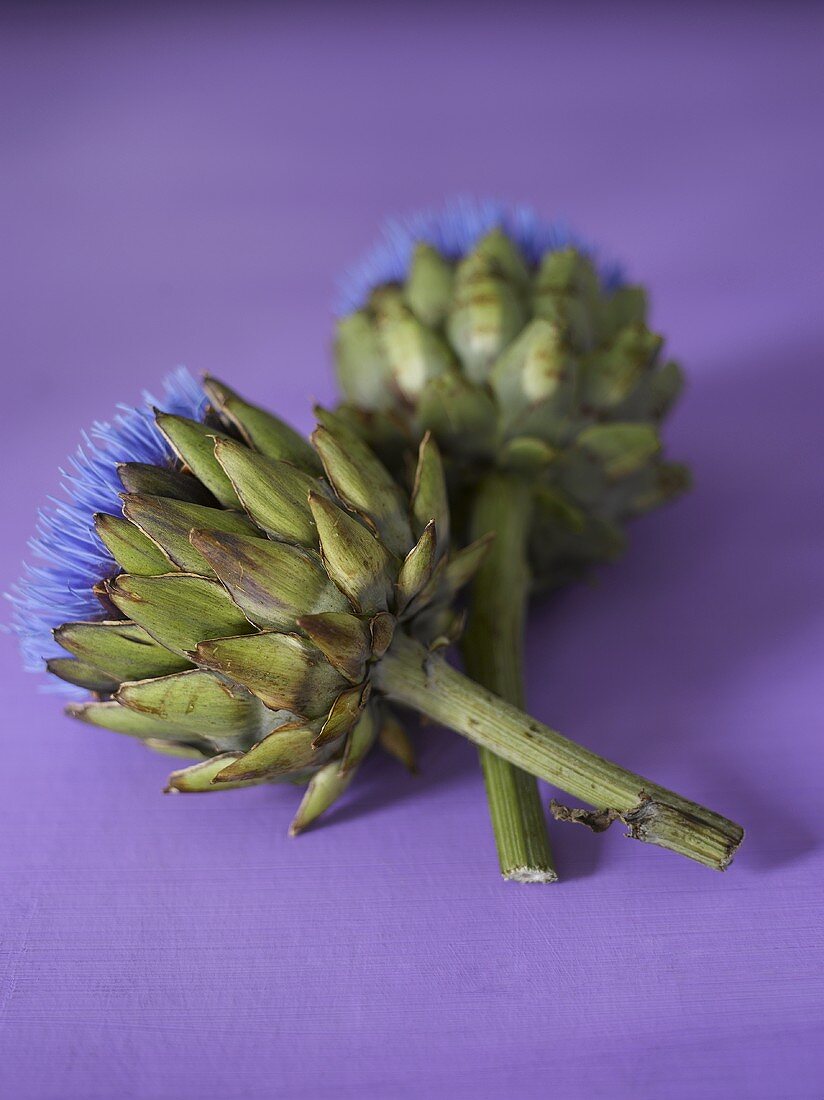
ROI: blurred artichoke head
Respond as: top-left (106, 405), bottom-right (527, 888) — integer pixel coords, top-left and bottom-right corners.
top-left (334, 222), bottom-right (690, 589)
top-left (49, 379), bottom-right (487, 832)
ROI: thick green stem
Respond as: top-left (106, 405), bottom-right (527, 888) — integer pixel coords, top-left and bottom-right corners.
top-left (375, 636), bottom-right (744, 871)
top-left (462, 473), bottom-right (556, 883)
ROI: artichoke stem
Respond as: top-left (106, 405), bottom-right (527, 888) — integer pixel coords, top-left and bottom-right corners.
top-left (374, 635), bottom-right (744, 872)
top-left (462, 473), bottom-right (556, 883)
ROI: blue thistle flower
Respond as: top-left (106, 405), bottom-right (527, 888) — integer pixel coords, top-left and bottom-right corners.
top-left (7, 367), bottom-right (208, 693)
top-left (336, 196), bottom-right (625, 316)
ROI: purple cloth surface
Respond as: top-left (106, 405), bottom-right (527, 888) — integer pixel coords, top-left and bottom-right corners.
top-left (1, 4), bottom-right (822, 1098)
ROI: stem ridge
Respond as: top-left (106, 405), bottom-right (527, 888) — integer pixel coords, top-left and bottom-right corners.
top-left (462, 473), bottom-right (556, 883)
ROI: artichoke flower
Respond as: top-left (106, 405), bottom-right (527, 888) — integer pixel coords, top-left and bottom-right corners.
top-left (332, 198), bottom-right (690, 880)
top-left (8, 369), bottom-right (742, 868)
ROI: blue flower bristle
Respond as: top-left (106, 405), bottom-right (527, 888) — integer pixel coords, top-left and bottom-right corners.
top-left (336, 196), bottom-right (625, 315)
top-left (6, 367), bottom-right (208, 693)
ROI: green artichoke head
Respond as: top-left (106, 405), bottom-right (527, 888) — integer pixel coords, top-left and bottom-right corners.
top-left (49, 379), bottom-right (487, 833)
top-left (334, 230), bottom-right (689, 589)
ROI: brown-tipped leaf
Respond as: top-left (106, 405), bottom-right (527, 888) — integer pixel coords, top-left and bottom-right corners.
top-left (297, 611), bottom-right (371, 683)
top-left (191, 529), bottom-right (348, 631)
top-left (369, 612), bottom-right (396, 659)
top-left (489, 317), bottom-right (575, 427)
top-left (67, 699), bottom-right (212, 749)
top-left (574, 423), bottom-right (661, 480)
top-left (374, 304), bottom-right (454, 403)
top-left (195, 631), bottom-right (346, 719)
top-left (583, 324), bottom-right (663, 410)
top-left (446, 251), bottom-right (527, 382)
top-left (313, 683), bottom-right (369, 748)
top-left (417, 372), bottom-right (498, 460)
top-left (211, 724), bottom-right (324, 783)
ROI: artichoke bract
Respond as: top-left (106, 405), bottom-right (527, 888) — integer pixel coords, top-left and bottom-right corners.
top-left (333, 199), bottom-right (690, 880)
top-left (11, 372), bottom-right (742, 869)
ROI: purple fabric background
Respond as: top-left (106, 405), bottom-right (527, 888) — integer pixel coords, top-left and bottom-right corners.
top-left (2, 4), bottom-right (822, 1097)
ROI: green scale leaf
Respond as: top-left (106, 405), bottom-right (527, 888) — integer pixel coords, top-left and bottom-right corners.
top-left (308, 492), bottom-right (396, 615)
top-left (340, 703), bottom-right (378, 775)
top-left (121, 494), bottom-right (260, 575)
top-left (334, 312), bottom-right (396, 413)
top-left (46, 657), bottom-right (120, 693)
top-left (165, 753), bottom-right (271, 793)
top-left (68, 698), bottom-right (205, 742)
top-left (115, 668), bottom-right (274, 744)
top-left (94, 513), bottom-right (175, 575)
top-left (54, 620), bottom-right (192, 683)
top-left (489, 318), bottom-right (576, 434)
top-left (574, 423), bottom-right (662, 480)
top-left (313, 683), bottom-right (370, 748)
top-left (107, 573), bottom-right (255, 656)
top-left (416, 372), bottom-right (498, 461)
top-left (445, 239), bottom-right (528, 383)
top-left (410, 433), bottom-right (450, 549)
top-left (289, 759), bottom-right (356, 835)
top-left (155, 413), bottom-right (240, 508)
top-left (204, 376), bottom-right (321, 474)
top-left (117, 462), bottom-right (218, 506)
top-left (372, 293), bottom-right (454, 402)
top-left (377, 709), bottom-right (417, 773)
top-left (582, 324), bottom-right (664, 411)
top-left (531, 248), bottom-right (601, 351)
top-left (214, 438), bottom-right (320, 547)
top-left (396, 521), bottom-right (437, 611)
top-left (404, 242), bottom-right (455, 327)
top-left (312, 413), bottom-right (413, 557)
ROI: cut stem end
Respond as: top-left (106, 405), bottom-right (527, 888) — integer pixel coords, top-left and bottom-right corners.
top-left (550, 794), bottom-right (744, 871)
